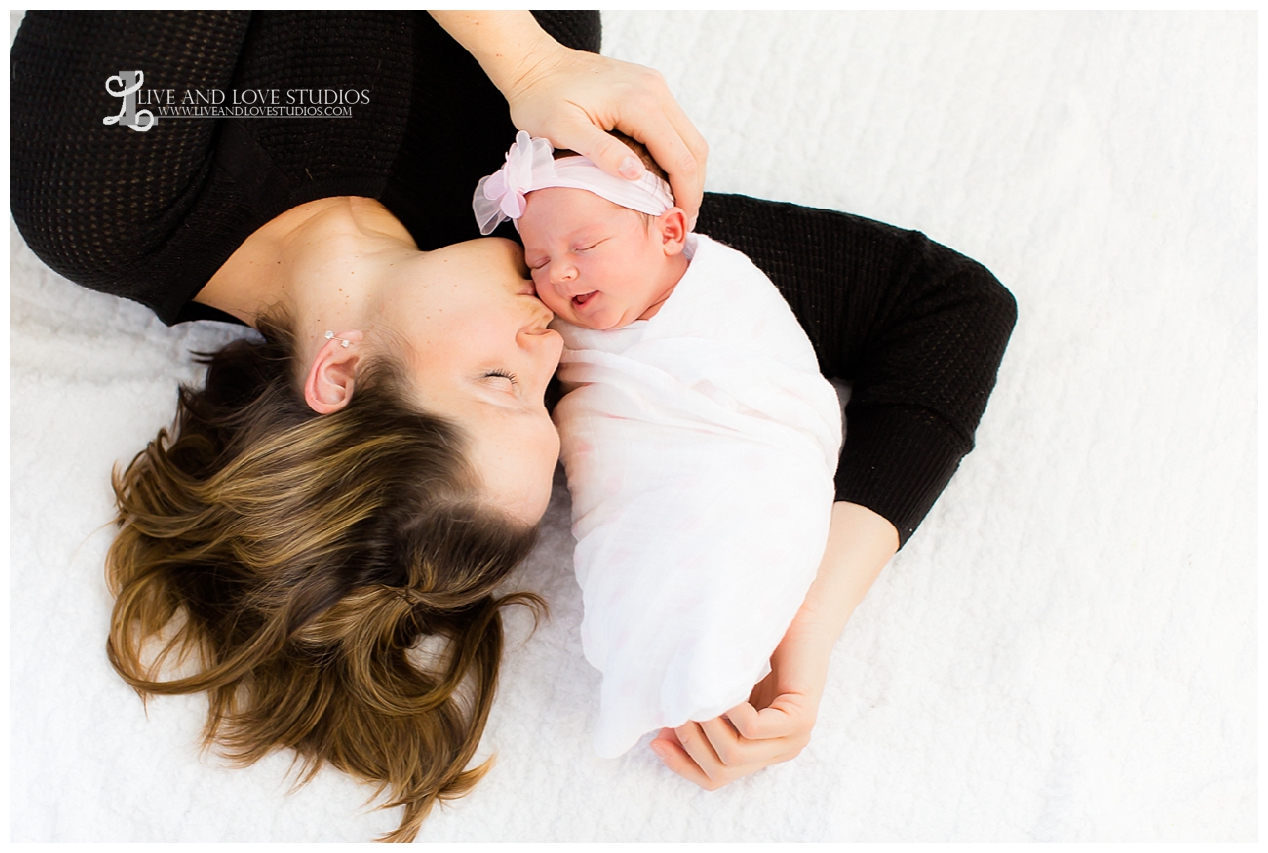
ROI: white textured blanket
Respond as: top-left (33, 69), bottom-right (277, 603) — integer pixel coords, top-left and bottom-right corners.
top-left (554, 234), bottom-right (841, 758)
top-left (9, 11), bottom-right (1255, 842)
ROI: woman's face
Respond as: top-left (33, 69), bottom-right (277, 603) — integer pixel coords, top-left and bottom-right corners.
top-left (378, 238), bottom-right (564, 524)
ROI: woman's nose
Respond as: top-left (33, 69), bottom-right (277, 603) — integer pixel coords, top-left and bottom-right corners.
top-left (519, 327), bottom-right (564, 379)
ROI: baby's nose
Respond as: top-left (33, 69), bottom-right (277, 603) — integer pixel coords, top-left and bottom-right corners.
top-left (550, 262), bottom-right (577, 285)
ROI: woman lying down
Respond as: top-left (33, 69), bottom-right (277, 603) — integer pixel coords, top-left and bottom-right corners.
top-left (13, 10), bottom-right (1015, 838)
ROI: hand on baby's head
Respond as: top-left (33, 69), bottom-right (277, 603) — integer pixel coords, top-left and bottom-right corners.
top-left (519, 187), bottom-right (689, 331)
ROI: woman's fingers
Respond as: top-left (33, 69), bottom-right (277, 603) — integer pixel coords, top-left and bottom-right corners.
top-left (727, 698), bottom-right (800, 740)
top-left (702, 709), bottom-right (800, 770)
top-left (653, 99), bottom-right (709, 227)
top-left (649, 696), bottom-right (815, 789)
top-left (652, 725), bottom-right (732, 790)
top-left (650, 708), bottom-right (799, 792)
top-left (670, 721), bottom-right (725, 784)
top-left (720, 701), bottom-right (766, 739)
top-left (698, 714), bottom-right (754, 767)
top-left (650, 728), bottom-right (720, 790)
top-left (658, 723), bottom-right (735, 789)
top-left (611, 71), bottom-right (707, 224)
top-left (627, 109), bottom-right (705, 227)
top-left (554, 117), bottom-right (647, 180)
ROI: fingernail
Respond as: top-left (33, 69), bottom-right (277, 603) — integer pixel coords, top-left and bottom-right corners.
top-left (650, 743), bottom-right (667, 759)
top-left (619, 156), bottom-right (643, 179)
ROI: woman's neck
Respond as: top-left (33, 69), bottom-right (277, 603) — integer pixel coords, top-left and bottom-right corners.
top-left (195, 197), bottom-right (416, 328)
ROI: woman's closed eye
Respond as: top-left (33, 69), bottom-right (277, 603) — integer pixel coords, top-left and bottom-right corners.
top-left (484, 369), bottom-right (519, 387)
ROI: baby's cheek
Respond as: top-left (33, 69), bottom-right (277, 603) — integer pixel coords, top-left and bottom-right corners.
top-left (535, 279), bottom-right (568, 315)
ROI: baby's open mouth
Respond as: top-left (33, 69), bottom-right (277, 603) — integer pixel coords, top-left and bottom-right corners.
top-left (572, 291), bottom-right (597, 307)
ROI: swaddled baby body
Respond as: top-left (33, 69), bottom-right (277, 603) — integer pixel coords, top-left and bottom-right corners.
top-left (475, 133), bottom-right (842, 758)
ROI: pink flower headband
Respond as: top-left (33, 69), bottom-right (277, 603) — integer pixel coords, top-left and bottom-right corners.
top-left (473, 130), bottom-right (674, 236)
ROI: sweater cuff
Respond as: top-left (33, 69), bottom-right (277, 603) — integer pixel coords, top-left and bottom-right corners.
top-left (834, 404), bottom-right (970, 548)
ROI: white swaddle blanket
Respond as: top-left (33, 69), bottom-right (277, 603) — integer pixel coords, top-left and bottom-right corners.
top-left (553, 233), bottom-right (843, 758)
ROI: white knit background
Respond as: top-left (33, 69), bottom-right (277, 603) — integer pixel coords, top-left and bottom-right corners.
top-left (9, 12), bottom-right (1255, 842)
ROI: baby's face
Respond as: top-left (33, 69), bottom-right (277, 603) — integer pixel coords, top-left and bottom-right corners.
top-left (519, 188), bottom-right (678, 330)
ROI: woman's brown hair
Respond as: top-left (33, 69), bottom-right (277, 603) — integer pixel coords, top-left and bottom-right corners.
top-left (105, 318), bottom-right (542, 842)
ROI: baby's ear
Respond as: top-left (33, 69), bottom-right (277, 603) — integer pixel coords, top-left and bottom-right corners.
top-left (657, 207), bottom-right (689, 256)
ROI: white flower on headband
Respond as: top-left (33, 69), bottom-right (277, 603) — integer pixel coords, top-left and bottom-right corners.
top-left (473, 130), bottom-right (675, 237)
top-left (474, 131), bottom-right (556, 236)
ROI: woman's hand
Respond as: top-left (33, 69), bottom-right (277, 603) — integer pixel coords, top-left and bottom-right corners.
top-left (650, 609), bottom-right (833, 789)
top-left (430, 11), bottom-right (708, 228)
top-left (651, 501), bottom-right (900, 790)
top-left (501, 47), bottom-right (708, 229)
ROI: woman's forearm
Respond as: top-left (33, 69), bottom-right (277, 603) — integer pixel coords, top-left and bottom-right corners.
top-left (766, 500), bottom-right (899, 704)
top-left (428, 11), bottom-right (561, 100)
top-left (797, 501), bottom-right (899, 646)
top-left (649, 501), bottom-right (898, 787)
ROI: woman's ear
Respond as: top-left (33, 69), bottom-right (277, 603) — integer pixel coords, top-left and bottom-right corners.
top-left (657, 208), bottom-right (689, 256)
top-left (303, 330), bottom-right (365, 413)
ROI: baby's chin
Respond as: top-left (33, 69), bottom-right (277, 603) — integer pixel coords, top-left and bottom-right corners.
top-left (545, 295), bottom-right (625, 330)
top-left (557, 312), bottom-right (609, 330)
top-left (562, 307), bottom-right (630, 331)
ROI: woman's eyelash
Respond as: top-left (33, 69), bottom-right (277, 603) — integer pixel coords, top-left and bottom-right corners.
top-left (485, 369), bottom-right (519, 385)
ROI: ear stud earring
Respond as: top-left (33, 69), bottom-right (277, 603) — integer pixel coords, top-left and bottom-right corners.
top-left (324, 330), bottom-right (352, 348)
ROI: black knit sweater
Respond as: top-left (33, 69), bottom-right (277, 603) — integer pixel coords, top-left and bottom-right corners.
top-left (10, 11), bottom-right (1016, 545)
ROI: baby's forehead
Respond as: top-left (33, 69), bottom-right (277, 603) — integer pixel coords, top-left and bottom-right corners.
top-left (521, 188), bottom-right (636, 237)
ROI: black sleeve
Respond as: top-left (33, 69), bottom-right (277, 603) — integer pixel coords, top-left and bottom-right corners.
top-left (10, 11), bottom-right (601, 324)
top-left (697, 193), bottom-right (1018, 547)
top-left (10, 12), bottom-right (253, 302)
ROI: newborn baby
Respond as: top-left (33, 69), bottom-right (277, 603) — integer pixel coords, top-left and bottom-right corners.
top-left (474, 132), bottom-right (842, 758)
